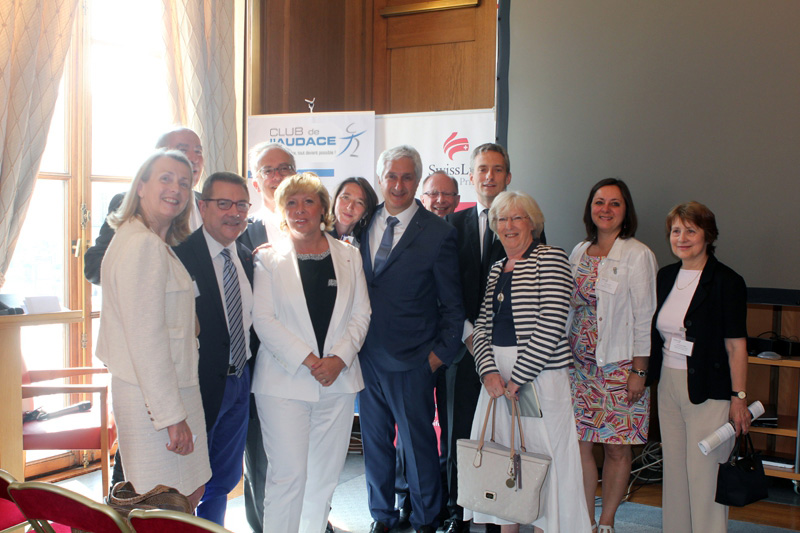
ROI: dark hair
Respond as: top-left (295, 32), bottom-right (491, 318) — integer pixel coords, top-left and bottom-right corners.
top-left (470, 143), bottom-right (511, 173)
top-left (582, 178), bottom-right (638, 243)
top-left (201, 171), bottom-right (249, 199)
top-left (665, 201), bottom-right (719, 255)
top-left (332, 177), bottom-right (379, 238)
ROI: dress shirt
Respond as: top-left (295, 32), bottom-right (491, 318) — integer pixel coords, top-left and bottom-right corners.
top-left (462, 201), bottom-right (491, 342)
top-left (253, 206), bottom-right (284, 244)
top-left (203, 228), bottom-right (254, 360)
top-left (369, 202), bottom-right (419, 267)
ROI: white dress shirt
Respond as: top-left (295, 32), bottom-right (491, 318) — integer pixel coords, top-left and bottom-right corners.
top-left (369, 202), bottom-right (419, 267)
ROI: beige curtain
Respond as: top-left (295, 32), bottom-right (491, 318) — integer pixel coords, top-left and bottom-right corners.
top-left (162, 0), bottom-right (238, 183)
top-left (0, 0), bottom-right (79, 287)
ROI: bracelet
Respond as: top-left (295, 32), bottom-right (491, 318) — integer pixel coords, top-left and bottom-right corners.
top-left (631, 368), bottom-right (648, 378)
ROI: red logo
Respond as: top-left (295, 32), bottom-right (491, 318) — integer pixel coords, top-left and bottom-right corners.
top-left (443, 132), bottom-right (469, 161)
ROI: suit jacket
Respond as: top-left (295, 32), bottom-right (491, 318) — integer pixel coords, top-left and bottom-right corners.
top-left (174, 227), bottom-right (255, 429)
top-left (85, 191), bottom-right (202, 284)
top-left (359, 200), bottom-right (465, 372)
top-left (95, 218), bottom-right (198, 430)
top-left (251, 234), bottom-right (370, 401)
top-left (647, 254), bottom-right (747, 404)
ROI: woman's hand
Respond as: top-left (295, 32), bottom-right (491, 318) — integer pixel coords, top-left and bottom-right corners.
top-left (505, 380), bottom-right (521, 398)
top-left (730, 397), bottom-right (751, 436)
top-left (253, 242), bottom-right (273, 254)
top-left (626, 373), bottom-right (646, 405)
top-left (483, 373), bottom-right (506, 398)
top-left (310, 356), bottom-right (346, 386)
top-left (165, 420), bottom-right (194, 455)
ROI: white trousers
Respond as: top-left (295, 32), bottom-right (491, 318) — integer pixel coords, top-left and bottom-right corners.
top-left (658, 367), bottom-right (732, 533)
top-left (255, 391), bottom-right (356, 533)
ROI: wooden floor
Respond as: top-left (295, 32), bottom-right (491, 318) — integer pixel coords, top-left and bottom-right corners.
top-left (622, 482), bottom-right (800, 531)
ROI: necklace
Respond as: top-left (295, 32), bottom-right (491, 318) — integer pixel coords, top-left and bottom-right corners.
top-left (676, 269), bottom-right (702, 290)
top-left (496, 272), bottom-right (512, 303)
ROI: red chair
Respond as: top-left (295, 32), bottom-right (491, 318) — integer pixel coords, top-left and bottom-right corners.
top-left (8, 480), bottom-right (131, 533)
top-left (22, 367), bottom-right (116, 498)
top-left (128, 509), bottom-right (233, 533)
top-left (0, 469), bottom-right (27, 533)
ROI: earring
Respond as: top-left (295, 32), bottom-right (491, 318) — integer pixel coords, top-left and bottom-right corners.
top-left (320, 221), bottom-right (326, 231)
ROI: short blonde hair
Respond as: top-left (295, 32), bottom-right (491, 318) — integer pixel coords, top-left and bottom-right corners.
top-left (274, 172), bottom-right (335, 233)
top-left (488, 191), bottom-right (545, 239)
top-left (108, 150), bottom-right (193, 245)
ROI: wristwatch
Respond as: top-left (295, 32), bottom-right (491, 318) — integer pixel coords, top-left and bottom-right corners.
top-left (731, 390), bottom-right (747, 400)
top-left (631, 368), bottom-right (648, 378)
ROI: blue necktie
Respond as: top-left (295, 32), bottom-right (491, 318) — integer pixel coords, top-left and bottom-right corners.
top-left (373, 216), bottom-right (399, 274)
top-left (221, 248), bottom-right (246, 377)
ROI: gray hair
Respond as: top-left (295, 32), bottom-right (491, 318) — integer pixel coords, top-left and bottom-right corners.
top-left (488, 190), bottom-right (544, 239)
top-left (376, 145), bottom-right (422, 182)
top-left (248, 142), bottom-right (296, 173)
top-left (470, 143), bottom-right (511, 173)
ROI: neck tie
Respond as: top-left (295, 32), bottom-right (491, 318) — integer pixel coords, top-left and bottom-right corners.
top-left (373, 216), bottom-right (399, 274)
top-left (221, 248), bottom-right (246, 377)
top-left (481, 208), bottom-right (494, 275)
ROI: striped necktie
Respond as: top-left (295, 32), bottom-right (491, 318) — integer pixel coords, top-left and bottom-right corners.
top-left (221, 248), bottom-right (246, 376)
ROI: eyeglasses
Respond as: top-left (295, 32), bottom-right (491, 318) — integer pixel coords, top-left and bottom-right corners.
top-left (203, 198), bottom-right (252, 212)
top-left (422, 191), bottom-right (458, 198)
top-left (495, 215), bottom-right (529, 224)
top-left (257, 163), bottom-right (295, 178)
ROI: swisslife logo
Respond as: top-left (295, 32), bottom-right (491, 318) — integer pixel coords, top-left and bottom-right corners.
top-left (442, 132), bottom-right (469, 160)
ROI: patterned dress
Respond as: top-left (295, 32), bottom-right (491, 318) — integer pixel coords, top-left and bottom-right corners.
top-left (568, 254), bottom-right (649, 444)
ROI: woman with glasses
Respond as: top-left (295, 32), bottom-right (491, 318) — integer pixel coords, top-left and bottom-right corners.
top-left (465, 191), bottom-right (590, 533)
top-left (568, 179), bottom-right (657, 533)
top-left (252, 173), bottom-right (371, 533)
top-left (96, 150), bottom-right (210, 508)
top-left (329, 177), bottom-right (379, 246)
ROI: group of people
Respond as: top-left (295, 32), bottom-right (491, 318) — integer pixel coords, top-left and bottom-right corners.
top-left (87, 125), bottom-right (749, 533)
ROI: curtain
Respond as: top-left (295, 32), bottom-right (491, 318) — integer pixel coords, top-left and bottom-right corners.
top-left (0, 0), bottom-right (79, 286)
top-left (162, 0), bottom-right (238, 184)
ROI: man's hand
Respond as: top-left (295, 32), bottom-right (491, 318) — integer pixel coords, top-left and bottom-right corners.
top-left (428, 351), bottom-right (444, 373)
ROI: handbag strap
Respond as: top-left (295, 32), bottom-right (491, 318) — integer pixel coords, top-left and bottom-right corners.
top-left (727, 432), bottom-right (756, 465)
top-left (511, 396), bottom-right (527, 452)
top-left (476, 396), bottom-right (496, 451)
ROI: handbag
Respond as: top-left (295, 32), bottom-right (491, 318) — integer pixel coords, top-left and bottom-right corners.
top-left (457, 396), bottom-right (551, 524)
top-left (106, 481), bottom-right (193, 517)
top-left (715, 432), bottom-right (769, 507)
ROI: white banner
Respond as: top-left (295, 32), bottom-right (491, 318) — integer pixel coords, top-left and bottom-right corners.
top-left (376, 109), bottom-right (496, 206)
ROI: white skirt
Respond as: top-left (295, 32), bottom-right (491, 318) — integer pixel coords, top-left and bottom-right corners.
top-left (112, 377), bottom-right (211, 496)
top-left (464, 346), bottom-right (591, 532)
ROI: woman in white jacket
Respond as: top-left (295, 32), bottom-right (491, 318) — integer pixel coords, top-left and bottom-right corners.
top-left (252, 173), bottom-right (371, 533)
top-left (568, 179), bottom-right (657, 533)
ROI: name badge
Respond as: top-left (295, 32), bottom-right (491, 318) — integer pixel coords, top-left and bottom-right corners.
top-left (596, 278), bottom-right (619, 294)
top-left (669, 337), bottom-right (694, 356)
top-left (193, 280), bottom-right (201, 298)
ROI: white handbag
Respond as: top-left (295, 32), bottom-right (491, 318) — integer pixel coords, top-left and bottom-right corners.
top-left (457, 396), bottom-right (551, 525)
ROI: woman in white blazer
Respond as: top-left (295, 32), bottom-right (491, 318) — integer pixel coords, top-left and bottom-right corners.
top-left (252, 173), bottom-right (371, 533)
top-left (96, 150), bottom-right (211, 507)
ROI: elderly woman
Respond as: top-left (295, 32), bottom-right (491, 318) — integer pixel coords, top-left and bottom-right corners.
top-left (252, 172), bottom-right (371, 533)
top-left (647, 201), bottom-right (749, 533)
top-left (568, 178), bottom-right (657, 533)
top-left (329, 177), bottom-right (379, 246)
top-left (96, 150), bottom-right (210, 507)
top-left (466, 191), bottom-right (591, 533)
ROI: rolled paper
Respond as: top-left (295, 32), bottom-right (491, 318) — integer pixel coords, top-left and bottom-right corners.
top-left (698, 401), bottom-right (765, 455)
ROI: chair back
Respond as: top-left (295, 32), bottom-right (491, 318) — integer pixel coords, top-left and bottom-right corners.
top-left (8, 480), bottom-right (131, 533)
top-left (128, 509), bottom-right (233, 533)
top-left (0, 469), bottom-right (27, 533)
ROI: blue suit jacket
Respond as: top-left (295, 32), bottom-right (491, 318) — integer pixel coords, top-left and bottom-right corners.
top-left (174, 227), bottom-right (255, 429)
top-left (359, 200), bottom-right (464, 373)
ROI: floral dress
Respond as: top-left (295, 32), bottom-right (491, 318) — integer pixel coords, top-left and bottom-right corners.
top-left (568, 254), bottom-right (649, 444)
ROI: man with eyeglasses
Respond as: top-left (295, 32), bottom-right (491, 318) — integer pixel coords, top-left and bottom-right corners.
top-left (237, 141), bottom-right (296, 533)
top-left (174, 171), bottom-right (255, 526)
top-left (421, 171), bottom-right (461, 218)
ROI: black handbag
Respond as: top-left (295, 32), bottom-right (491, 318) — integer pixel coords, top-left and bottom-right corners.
top-left (714, 432), bottom-right (769, 507)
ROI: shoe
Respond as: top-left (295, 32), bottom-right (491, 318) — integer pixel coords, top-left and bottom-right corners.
top-left (444, 519), bottom-right (467, 533)
top-left (369, 521), bottom-right (390, 533)
top-left (485, 524), bottom-right (501, 533)
top-left (325, 521), bottom-right (335, 533)
top-left (397, 508), bottom-right (411, 530)
top-left (416, 526), bottom-right (436, 533)
top-left (598, 526), bottom-right (615, 533)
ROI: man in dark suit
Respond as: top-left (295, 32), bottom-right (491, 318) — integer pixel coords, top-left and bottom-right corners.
top-left (236, 141), bottom-right (295, 533)
top-left (84, 126), bottom-right (205, 284)
top-left (443, 143), bottom-right (532, 533)
top-left (359, 145), bottom-right (465, 533)
top-left (174, 172), bottom-right (255, 526)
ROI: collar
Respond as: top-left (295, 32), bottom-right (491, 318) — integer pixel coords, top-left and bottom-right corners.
top-left (379, 200), bottom-right (418, 227)
top-left (202, 226), bottom-right (237, 260)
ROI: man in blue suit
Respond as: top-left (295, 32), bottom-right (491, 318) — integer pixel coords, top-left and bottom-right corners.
top-left (174, 172), bottom-right (255, 526)
top-left (359, 145), bottom-right (465, 533)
